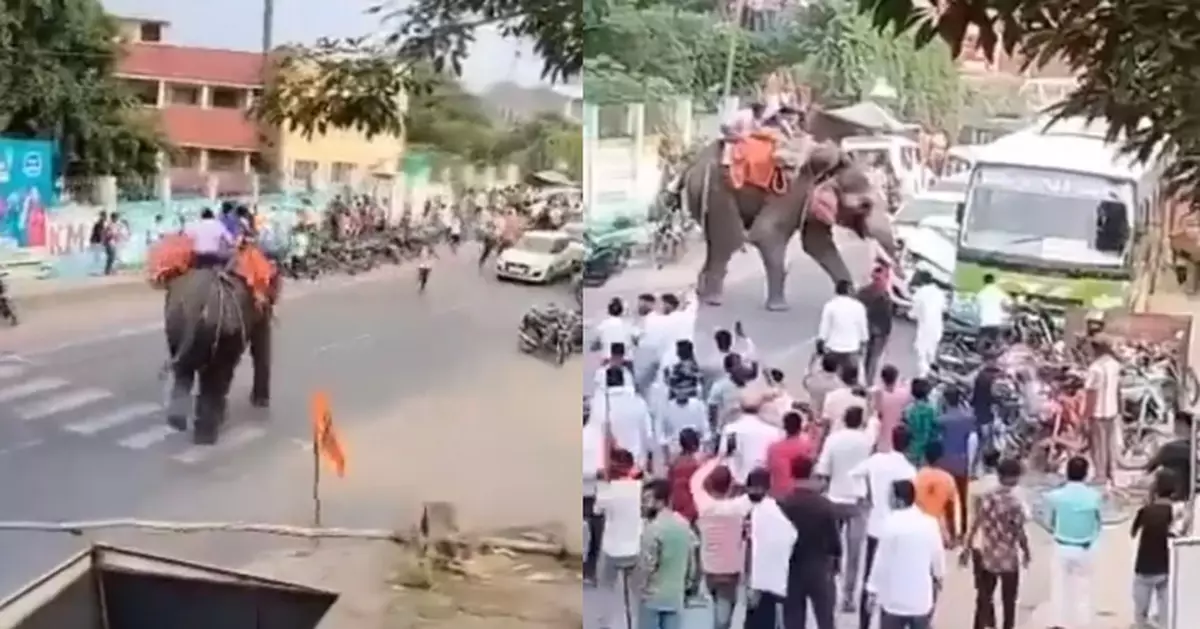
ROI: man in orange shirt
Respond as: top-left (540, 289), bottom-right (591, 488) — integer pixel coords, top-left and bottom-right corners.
top-left (914, 440), bottom-right (959, 546)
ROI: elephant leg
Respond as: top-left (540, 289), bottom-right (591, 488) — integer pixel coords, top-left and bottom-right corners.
top-left (695, 169), bottom-right (745, 305)
top-left (748, 215), bottom-right (793, 312)
top-left (193, 360), bottom-right (237, 445)
top-left (801, 222), bottom-right (853, 287)
top-left (249, 316), bottom-right (272, 407)
top-left (166, 366), bottom-right (194, 432)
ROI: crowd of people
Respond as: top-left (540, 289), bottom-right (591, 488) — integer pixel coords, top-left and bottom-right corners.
top-left (584, 280), bottom-right (1185, 629)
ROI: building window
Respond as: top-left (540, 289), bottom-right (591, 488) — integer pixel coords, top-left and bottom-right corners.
top-left (139, 22), bottom-right (162, 43)
top-left (331, 162), bottom-right (357, 185)
top-left (169, 147), bottom-right (202, 169)
top-left (292, 160), bottom-right (319, 185)
top-left (208, 150), bottom-right (244, 172)
top-left (210, 87), bottom-right (244, 109)
top-left (125, 79), bottom-right (160, 106)
top-left (168, 84), bottom-right (200, 106)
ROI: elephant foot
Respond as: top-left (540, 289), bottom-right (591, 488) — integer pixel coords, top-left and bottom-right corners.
top-left (700, 294), bottom-right (723, 306)
top-left (765, 298), bottom-right (790, 312)
top-left (250, 393), bottom-right (270, 409)
top-left (192, 421), bottom-right (219, 446)
top-left (166, 414), bottom-right (188, 432)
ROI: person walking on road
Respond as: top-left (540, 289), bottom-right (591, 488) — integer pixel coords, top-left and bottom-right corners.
top-left (913, 441), bottom-right (959, 547)
top-left (872, 365), bottom-right (910, 453)
top-left (767, 410), bottom-right (816, 498)
top-left (864, 479), bottom-right (946, 629)
top-left (779, 456), bottom-right (841, 629)
top-left (975, 274), bottom-right (1011, 351)
top-left (1043, 456), bottom-right (1103, 629)
top-left (582, 401), bottom-right (606, 586)
top-left (903, 378), bottom-right (940, 467)
top-left (594, 449), bottom-right (644, 629)
top-left (803, 353), bottom-right (842, 419)
top-left (910, 270), bottom-right (946, 378)
top-left (1085, 337), bottom-right (1122, 486)
top-left (593, 298), bottom-right (637, 360)
top-left (961, 457), bottom-right (1030, 629)
top-left (817, 279), bottom-right (869, 372)
top-left (591, 367), bottom-right (656, 470)
top-left (416, 244), bottom-right (438, 294)
top-left (937, 386), bottom-right (975, 537)
top-left (1130, 471), bottom-right (1176, 629)
top-left (857, 264), bottom-right (894, 383)
top-left (851, 426), bottom-right (918, 629)
top-left (815, 405), bottom-right (874, 612)
top-left (745, 467), bottom-right (797, 629)
top-left (636, 478), bottom-right (698, 629)
top-left (690, 456), bottom-right (752, 629)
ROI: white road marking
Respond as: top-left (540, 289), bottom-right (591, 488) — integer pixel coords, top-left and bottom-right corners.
top-left (118, 424), bottom-right (179, 450)
top-left (314, 333), bottom-right (372, 354)
top-left (172, 425), bottom-right (268, 465)
top-left (0, 364), bottom-right (28, 380)
top-left (16, 388), bottom-right (113, 421)
top-left (0, 377), bottom-right (69, 403)
top-left (64, 402), bottom-right (162, 435)
top-left (0, 438), bottom-right (43, 456)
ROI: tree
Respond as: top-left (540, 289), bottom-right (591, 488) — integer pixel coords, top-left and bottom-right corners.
top-left (790, 0), bottom-right (964, 129)
top-left (256, 0), bottom-right (579, 140)
top-left (0, 0), bottom-right (166, 178)
top-left (405, 67), bottom-right (500, 163)
top-left (494, 113), bottom-right (582, 179)
top-left (857, 0), bottom-right (1200, 188)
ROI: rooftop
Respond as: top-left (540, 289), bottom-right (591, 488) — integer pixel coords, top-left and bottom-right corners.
top-left (117, 42), bottom-right (265, 86)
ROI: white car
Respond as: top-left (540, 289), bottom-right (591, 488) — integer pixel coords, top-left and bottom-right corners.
top-left (495, 230), bottom-right (584, 284)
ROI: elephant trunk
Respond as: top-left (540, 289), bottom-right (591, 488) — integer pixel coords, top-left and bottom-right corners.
top-left (865, 209), bottom-right (901, 267)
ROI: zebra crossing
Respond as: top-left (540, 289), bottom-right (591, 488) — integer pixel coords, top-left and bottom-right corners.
top-left (0, 356), bottom-right (268, 464)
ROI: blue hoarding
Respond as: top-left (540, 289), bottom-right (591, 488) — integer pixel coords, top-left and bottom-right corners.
top-left (0, 138), bottom-right (55, 248)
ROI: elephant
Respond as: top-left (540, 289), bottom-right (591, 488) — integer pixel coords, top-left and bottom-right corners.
top-left (162, 266), bottom-right (274, 445)
top-left (678, 136), bottom-right (900, 310)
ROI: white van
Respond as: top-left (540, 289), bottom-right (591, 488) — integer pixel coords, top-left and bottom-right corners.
top-left (840, 135), bottom-right (925, 199)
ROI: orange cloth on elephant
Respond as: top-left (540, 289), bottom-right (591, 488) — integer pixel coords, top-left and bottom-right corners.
top-left (728, 131), bottom-right (787, 193)
top-left (234, 246), bottom-right (278, 310)
top-left (147, 234), bottom-right (196, 286)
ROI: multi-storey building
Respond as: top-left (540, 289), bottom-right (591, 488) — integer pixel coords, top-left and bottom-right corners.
top-left (112, 15), bottom-right (404, 196)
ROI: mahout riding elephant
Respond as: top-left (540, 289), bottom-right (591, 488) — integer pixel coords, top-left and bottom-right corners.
top-left (678, 137), bottom-right (900, 310)
top-left (162, 265), bottom-right (273, 445)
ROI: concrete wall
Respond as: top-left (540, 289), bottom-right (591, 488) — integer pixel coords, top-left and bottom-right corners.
top-left (583, 98), bottom-right (692, 228)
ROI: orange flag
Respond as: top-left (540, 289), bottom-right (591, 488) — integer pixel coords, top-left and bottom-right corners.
top-left (310, 391), bottom-right (347, 477)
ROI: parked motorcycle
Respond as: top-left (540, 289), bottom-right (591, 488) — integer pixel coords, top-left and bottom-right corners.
top-left (518, 304), bottom-right (583, 365)
top-left (580, 242), bottom-right (630, 287)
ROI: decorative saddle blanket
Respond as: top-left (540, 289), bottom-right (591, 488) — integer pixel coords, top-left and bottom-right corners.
top-left (148, 235), bottom-right (279, 309)
top-left (726, 130), bottom-right (789, 194)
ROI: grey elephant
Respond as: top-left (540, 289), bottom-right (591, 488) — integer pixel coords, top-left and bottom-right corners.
top-left (162, 265), bottom-right (274, 445)
top-left (677, 138), bottom-right (900, 310)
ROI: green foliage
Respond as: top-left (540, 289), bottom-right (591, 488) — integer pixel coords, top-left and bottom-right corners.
top-left (0, 0), bottom-right (166, 178)
top-left (855, 0), bottom-right (1200, 190)
top-left (584, 0), bottom-right (805, 106)
top-left (792, 0), bottom-right (964, 129)
top-left (494, 113), bottom-right (582, 179)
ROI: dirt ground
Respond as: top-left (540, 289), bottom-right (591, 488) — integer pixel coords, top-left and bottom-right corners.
top-left (240, 537), bottom-right (582, 629)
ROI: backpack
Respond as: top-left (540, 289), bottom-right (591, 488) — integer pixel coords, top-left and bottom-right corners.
top-left (89, 221), bottom-right (104, 245)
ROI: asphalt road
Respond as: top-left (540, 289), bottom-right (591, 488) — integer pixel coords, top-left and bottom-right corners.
top-left (0, 251), bottom-right (576, 595)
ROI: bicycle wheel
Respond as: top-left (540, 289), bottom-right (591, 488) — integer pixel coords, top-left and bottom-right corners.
top-left (1183, 366), bottom-right (1200, 408)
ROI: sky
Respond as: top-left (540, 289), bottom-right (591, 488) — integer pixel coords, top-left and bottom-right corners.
top-left (101, 0), bottom-right (550, 91)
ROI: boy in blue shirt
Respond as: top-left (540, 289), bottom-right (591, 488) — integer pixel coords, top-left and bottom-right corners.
top-left (1043, 456), bottom-right (1103, 629)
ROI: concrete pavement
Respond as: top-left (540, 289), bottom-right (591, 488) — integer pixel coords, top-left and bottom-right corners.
top-left (0, 249), bottom-right (578, 595)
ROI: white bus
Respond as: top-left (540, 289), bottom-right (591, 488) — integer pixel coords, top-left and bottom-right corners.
top-left (953, 117), bottom-right (1166, 308)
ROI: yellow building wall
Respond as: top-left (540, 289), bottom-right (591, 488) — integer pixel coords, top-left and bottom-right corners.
top-left (277, 127), bottom-right (405, 186)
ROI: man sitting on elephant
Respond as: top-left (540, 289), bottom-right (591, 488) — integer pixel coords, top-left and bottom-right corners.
top-left (186, 208), bottom-right (236, 268)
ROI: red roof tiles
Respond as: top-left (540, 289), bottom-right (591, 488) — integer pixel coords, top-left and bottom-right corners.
top-left (118, 43), bottom-right (265, 86)
top-left (159, 106), bottom-right (261, 151)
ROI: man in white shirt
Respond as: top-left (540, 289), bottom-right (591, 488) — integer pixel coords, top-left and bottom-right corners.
top-left (591, 343), bottom-right (636, 389)
top-left (719, 392), bottom-right (785, 485)
top-left (975, 273), bottom-right (1010, 350)
top-left (590, 367), bottom-right (655, 470)
top-left (592, 298), bottom-right (636, 360)
top-left (1086, 337), bottom-right (1122, 485)
top-left (593, 448), bottom-right (644, 629)
top-left (865, 479), bottom-right (945, 629)
top-left (633, 294), bottom-right (668, 395)
top-left (910, 271), bottom-right (946, 378)
top-left (582, 401), bottom-right (606, 585)
top-left (702, 323), bottom-right (757, 391)
top-left (659, 291), bottom-right (699, 365)
top-left (850, 425), bottom-right (918, 629)
top-left (816, 406), bottom-right (875, 611)
top-left (818, 279), bottom-right (869, 371)
top-left (744, 468), bottom-right (797, 629)
top-left (658, 392), bottom-right (709, 458)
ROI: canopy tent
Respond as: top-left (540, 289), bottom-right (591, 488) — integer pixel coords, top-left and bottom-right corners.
top-left (821, 102), bottom-right (914, 134)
